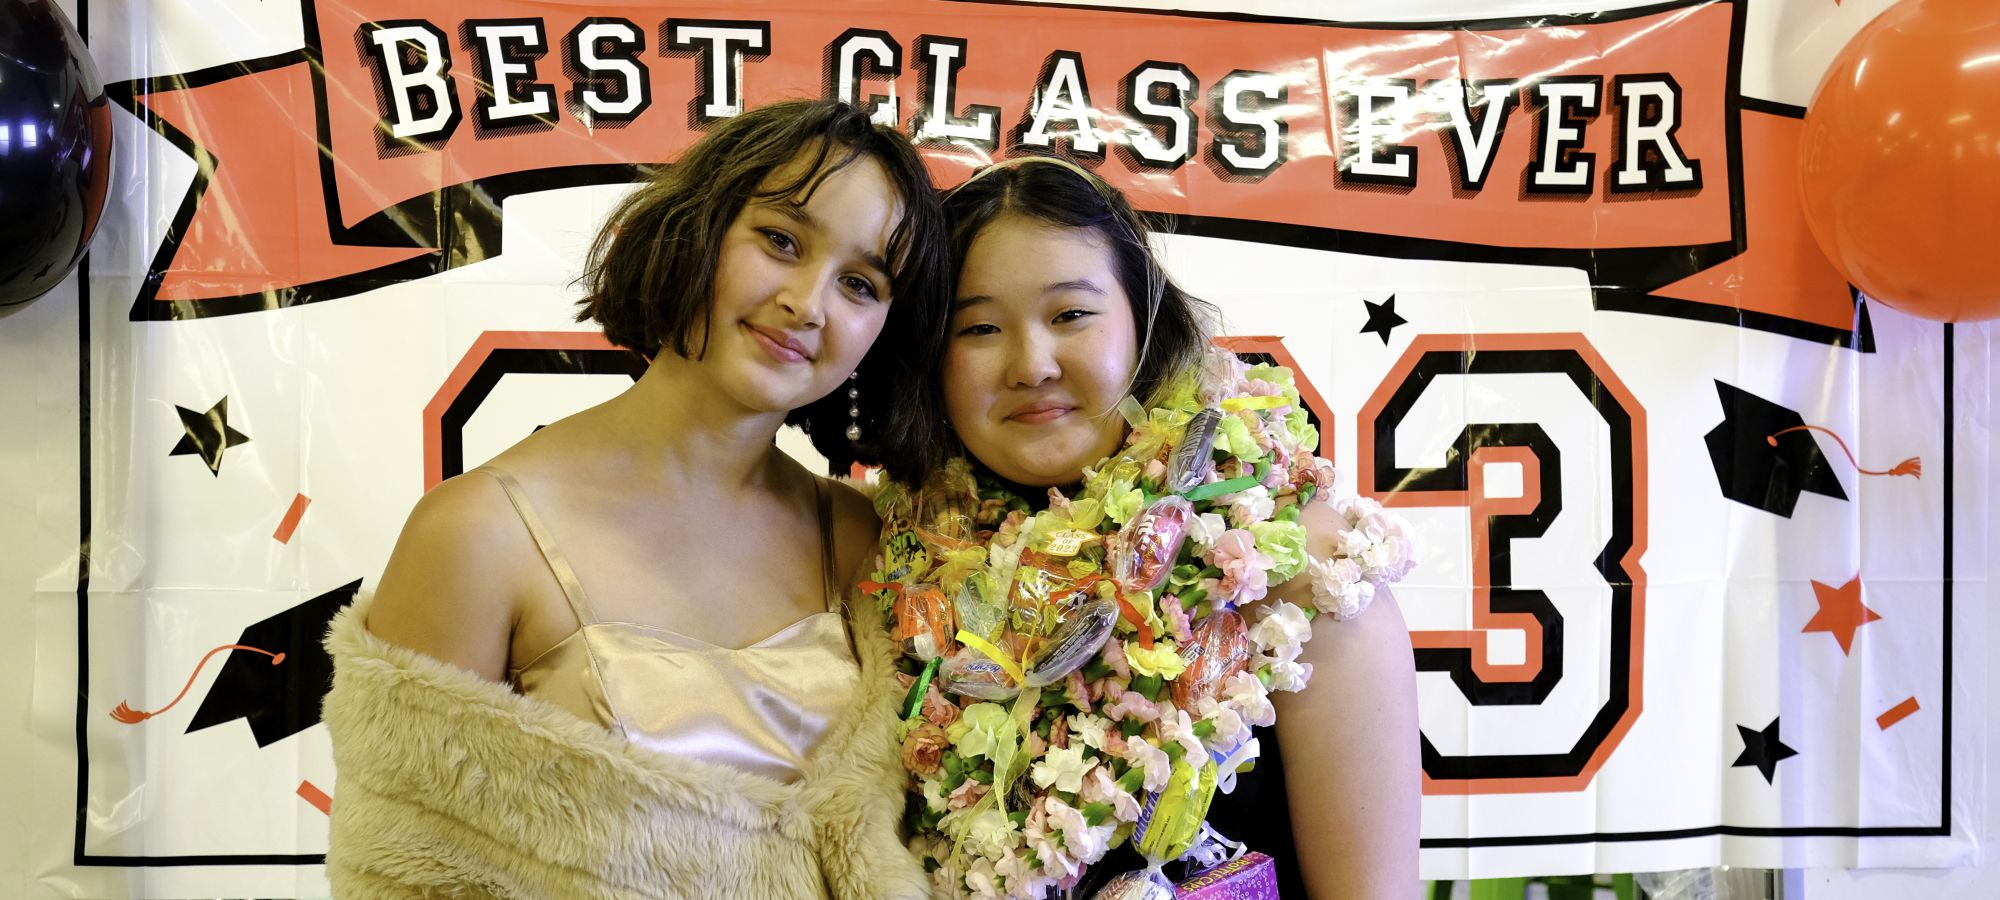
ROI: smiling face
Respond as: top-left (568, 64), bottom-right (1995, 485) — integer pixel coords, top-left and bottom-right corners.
top-left (943, 213), bottom-right (1140, 488)
top-left (697, 154), bottom-right (903, 416)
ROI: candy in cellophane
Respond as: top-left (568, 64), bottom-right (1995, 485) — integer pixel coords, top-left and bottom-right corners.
top-left (1171, 604), bottom-right (1251, 709)
top-left (938, 633), bottom-right (1025, 701)
top-left (893, 583), bottom-right (955, 660)
top-left (953, 570), bottom-right (1006, 641)
top-left (1109, 495), bottom-right (1192, 594)
top-left (912, 482), bottom-right (976, 556)
top-left (1136, 755), bottom-right (1219, 861)
top-left (1089, 867), bottom-right (1176, 900)
top-left (1008, 547), bottom-right (1084, 637)
top-left (1166, 407), bottom-right (1223, 493)
top-left (1023, 594), bottom-right (1119, 687)
top-left (1088, 754), bottom-right (1219, 900)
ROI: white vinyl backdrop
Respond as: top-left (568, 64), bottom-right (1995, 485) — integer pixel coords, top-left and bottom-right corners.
top-left (2, 0), bottom-right (1990, 897)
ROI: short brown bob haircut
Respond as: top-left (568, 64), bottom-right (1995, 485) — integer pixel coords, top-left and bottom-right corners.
top-left (575, 99), bottom-right (951, 473)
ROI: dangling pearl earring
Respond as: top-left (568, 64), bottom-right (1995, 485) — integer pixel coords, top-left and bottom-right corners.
top-left (845, 372), bottom-right (862, 443)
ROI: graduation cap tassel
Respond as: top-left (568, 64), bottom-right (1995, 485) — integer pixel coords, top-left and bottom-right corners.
top-left (110, 643), bottom-right (286, 724)
top-left (1766, 425), bottom-right (1922, 479)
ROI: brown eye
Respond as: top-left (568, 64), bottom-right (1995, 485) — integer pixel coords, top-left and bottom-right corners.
top-left (760, 228), bottom-right (797, 255)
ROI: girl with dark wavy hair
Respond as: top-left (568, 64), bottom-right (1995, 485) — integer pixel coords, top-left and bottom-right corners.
top-left (323, 100), bottom-right (948, 898)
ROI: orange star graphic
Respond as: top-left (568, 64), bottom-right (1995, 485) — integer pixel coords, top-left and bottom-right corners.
top-left (1804, 576), bottom-right (1881, 654)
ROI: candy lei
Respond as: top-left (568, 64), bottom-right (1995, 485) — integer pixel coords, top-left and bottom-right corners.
top-left (868, 352), bottom-right (1415, 900)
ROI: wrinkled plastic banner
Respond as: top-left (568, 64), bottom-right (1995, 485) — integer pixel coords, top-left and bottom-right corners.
top-left (40, 0), bottom-right (1987, 895)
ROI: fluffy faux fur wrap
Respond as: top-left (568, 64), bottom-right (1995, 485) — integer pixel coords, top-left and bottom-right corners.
top-left (321, 591), bottom-right (928, 899)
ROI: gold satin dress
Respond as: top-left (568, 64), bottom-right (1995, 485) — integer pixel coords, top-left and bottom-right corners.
top-left (478, 466), bottom-right (860, 784)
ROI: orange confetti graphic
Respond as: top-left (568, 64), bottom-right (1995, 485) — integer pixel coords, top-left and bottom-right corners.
top-left (274, 492), bottom-right (311, 543)
top-left (297, 779), bottom-right (332, 815)
top-left (1877, 697), bottom-right (1921, 730)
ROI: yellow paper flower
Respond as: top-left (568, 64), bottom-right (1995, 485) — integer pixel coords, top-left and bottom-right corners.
top-left (1125, 640), bottom-right (1188, 680)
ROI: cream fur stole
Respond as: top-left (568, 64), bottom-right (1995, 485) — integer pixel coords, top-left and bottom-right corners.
top-left (321, 591), bottom-right (928, 899)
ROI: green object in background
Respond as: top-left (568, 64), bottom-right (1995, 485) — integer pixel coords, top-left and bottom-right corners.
top-left (1426, 873), bottom-right (1641, 900)
top-left (1468, 879), bottom-right (1528, 900)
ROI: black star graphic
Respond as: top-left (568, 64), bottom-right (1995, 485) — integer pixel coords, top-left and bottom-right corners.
top-left (169, 397), bottom-right (251, 476)
top-left (1732, 717), bottom-right (1799, 784)
top-left (185, 579), bottom-right (359, 747)
top-left (1359, 294), bottom-right (1407, 345)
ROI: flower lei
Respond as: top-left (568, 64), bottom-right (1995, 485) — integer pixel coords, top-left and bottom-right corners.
top-left (867, 351), bottom-right (1415, 900)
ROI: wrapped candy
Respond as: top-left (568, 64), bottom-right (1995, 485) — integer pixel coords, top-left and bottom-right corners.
top-left (1109, 496), bottom-right (1192, 594)
top-left (1136, 756), bottom-right (1219, 861)
top-left (938, 643), bottom-right (1021, 700)
top-left (1176, 851), bottom-right (1280, 900)
top-left (1008, 548), bottom-right (1083, 637)
top-left (1023, 595), bottom-right (1119, 687)
top-left (912, 483), bottom-right (976, 555)
top-left (953, 571), bottom-right (1007, 641)
top-left (1090, 868), bottom-right (1176, 900)
top-left (1166, 407), bottom-right (1223, 493)
top-left (893, 583), bottom-right (954, 660)
top-left (1171, 604), bottom-right (1251, 709)
top-left (878, 526), bottom-right (929, 585)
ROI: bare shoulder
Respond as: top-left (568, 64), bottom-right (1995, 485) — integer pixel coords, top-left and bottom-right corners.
top-left (364, 471), bottom-right (537, 681)
top-left (824, 476), bottom-right (886, 588)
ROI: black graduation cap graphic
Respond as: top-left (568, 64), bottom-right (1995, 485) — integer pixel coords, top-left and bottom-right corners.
top-left (181, 579), bottom-right (360, 747)
top-left (1704, 381), bottom-right (1848, 517)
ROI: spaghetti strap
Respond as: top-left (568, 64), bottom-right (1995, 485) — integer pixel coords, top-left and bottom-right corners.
top-left (472, 465), bottom-right (599, 628)
top-left (814, 477), bottom-right (839, 613)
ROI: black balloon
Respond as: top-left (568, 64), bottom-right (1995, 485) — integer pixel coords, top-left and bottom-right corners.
top-left (0, 0), bottom-right (112, 311)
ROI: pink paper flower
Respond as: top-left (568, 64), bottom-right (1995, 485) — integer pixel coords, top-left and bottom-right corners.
top-left (1211, 528), bottom-right (1274, 605)
top-left (920, 685), bottom-right (962, 728)
top-left (1064, 670), bottom-right (1094, 713)
top-left (1161, 596), bottom-right (1195, 644)
top-left (901, 722), bottom-right (950, 776)
top-left (948, 778), bottom-right (990, 810)
top-left (1101, 636), bottom-right (1133, 680)
top-left (1022, 727), bottom-right (1049, 761)
top-left (1100, 687), bottom-right (1161, 725)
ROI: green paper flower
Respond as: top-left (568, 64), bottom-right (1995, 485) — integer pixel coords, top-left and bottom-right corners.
top-left (1214, 413), bottom-right (1267, 463)
top-left (1104, 485), bottom-right (1146, 525)
top-left (1285, 408), bottom-right (1319, 454)
top-left (949, 702), bottom-right (1017, 762)
top-left (1250, 519), bottom-right (1310, 583)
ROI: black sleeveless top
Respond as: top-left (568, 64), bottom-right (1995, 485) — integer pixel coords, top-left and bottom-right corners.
top-left (1072, 723), bottom-right (1306, 896)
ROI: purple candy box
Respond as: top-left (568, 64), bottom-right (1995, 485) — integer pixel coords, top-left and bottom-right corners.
top-left (1175, 851), bottom-right (1279, 899)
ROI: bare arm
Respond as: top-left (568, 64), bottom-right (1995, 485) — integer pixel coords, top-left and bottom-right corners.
top-left (1263, 498), bottom-right (1422, 899)
top-left (363, 473), bottom-right (531, 682)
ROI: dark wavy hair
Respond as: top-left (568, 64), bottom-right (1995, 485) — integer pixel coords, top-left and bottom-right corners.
top-left (574, 99), bottom-right (951, 474)
top-left (883, 156), bottom-right (1218, 486)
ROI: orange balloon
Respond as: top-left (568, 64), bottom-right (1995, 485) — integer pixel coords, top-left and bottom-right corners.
top-left (1799, 0), bottom-right (2000, 322)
